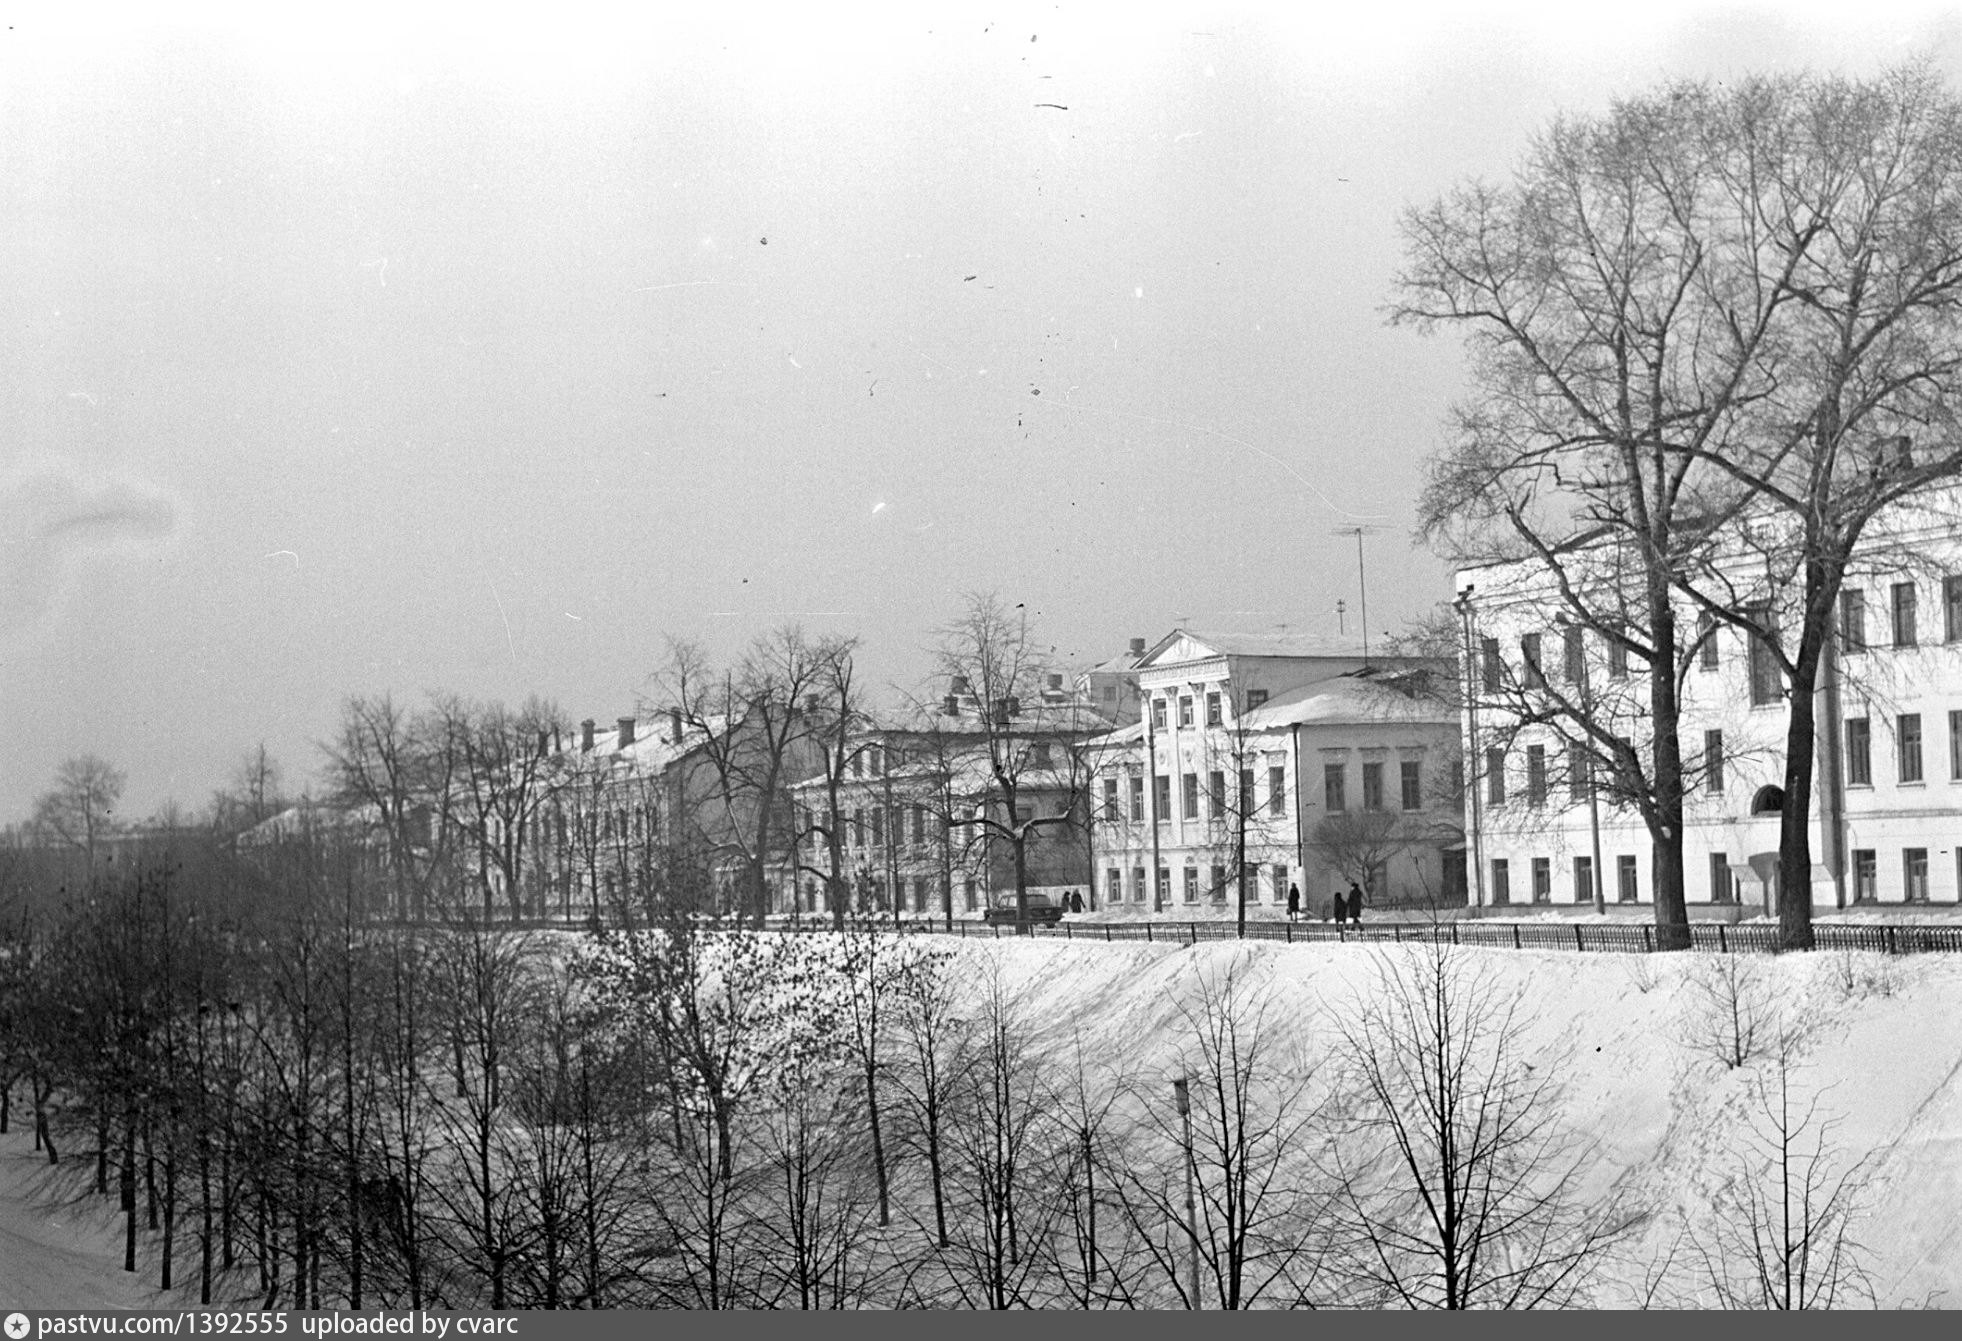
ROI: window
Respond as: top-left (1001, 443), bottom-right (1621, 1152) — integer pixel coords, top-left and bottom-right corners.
top-left (1531, 856), bottom-right (1551, 903)
top-left (1900, 713), bottom-right (1924, 783)
top-left (1183, 865), bottom-right (1198, 903)
top-left (1151, 698), bottom-right (1167, 729)
top-left (1563, 625), bottom-right (1585, 683)
top-left (869, 747), bottom-right (883, 776)
top-left (1481, 637), bottom-right (1502, 691)
top-left (1239, 768), bottom-right (1255, 817)
top-left (1523, 746), bottom-right (1546, 808)
top-left (1368, 863), bottom-right (1388, 902)
top-left (1951, 711), bottom-right (1962, 781)
top-left (1182, 772), bottom-right (1199, 820)
top-left (913, 805), bottom-right (927, 844)
top-left (1709, 852), bottom-right (1733, 904)
top-left (850, 809), bottom-right (863, 846)
top-left (1206, 692), bottom-right (1222, 727)
top-left (1617, 854), bottom-right (1639, 902)
top-left (1273, 864), bottom-right (1289, 903)
top-left (1906, 848), bottom-right (1930, 902)
top-left (1568, 745), bottom-right (1589, 803)
top-left (1574, 855), bottom-right (1594, 904)
top-left (1210, 863), bottom-right (1226, 901)
top-left (1247, 688), bottom-right (1269, 708)
top-left (870, 807), bottom-right (886, 847)
top-left (1853, 849), bottom-right (1877, 902)
top-left (1521, 633), bottom-right (1545, 689)
top-left (1032, 741), bottom-right (1052, 767)
top-left (1893, 582), bottom-right (1918, 647)
top-left (1840, 587), bottom-right (1867, 652)
top-left (1106, 868), bottom-right (1122, 906)
top-left (1362, 761), bottom-right (1385, 811)
top-left (1130, 775), bottom-right (1145, 821)
top-left (1178, 696), bottom-right (1194, 728)
top-left (1705, 729), bottom-right (1725, 794)
top-left (1102, 778), bottom-right (1119, 821)
top-left (1208, 769), bottom-right (1225, 819)
top-left (851, 753), bottom-right (864, 779)
top-left (1697, 611), bottom-right (1719, 670)
top-left (1748, 616), bottom-right (1781, 706)
top-left (1444, 850), bottom-right (1468, 901)
top-left (1131, 866), bottom-right (1145, 903)
top-left (1947, 575), bottom-right (1962, 643)
top-left (1400, 761), bottom-right (1422, 811)
top-left (1269, 766), bottom-right (1287, 816)
top-left (1607, 633), bottom-right (1629, 679)
top-left (1490, 858), bottom-right (1510, 905)
top-left (1847, 717), bottom-right (1872, 786)
top-left (1157, 867), bottom-right (1170, 903)
top-left (1486, 748), bottom-right (1507, 805)
top-left (1325, 763), bottom-right (1347, 812)
top-left (1155, 775), bottom-right (1171, 821)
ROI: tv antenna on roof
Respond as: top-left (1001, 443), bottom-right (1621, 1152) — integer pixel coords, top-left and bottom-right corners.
top-left (1330, 525), bottom-right (1386, 666)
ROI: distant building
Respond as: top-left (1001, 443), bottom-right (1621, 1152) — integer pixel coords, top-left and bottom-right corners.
top-left (1090, 630), bottom-right (1462, 916)
top-left (788, 658), bottom-right (1136, 917)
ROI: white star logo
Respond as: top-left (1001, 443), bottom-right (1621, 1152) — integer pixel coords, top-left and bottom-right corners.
top-left (5, 1314), bottom-right (30, 1340)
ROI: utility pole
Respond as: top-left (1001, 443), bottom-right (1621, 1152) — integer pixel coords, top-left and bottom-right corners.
top-left (1173, 1077), bottom-right (1201, 1309)
top-left (1455, 586), bottom-right (1486, 909)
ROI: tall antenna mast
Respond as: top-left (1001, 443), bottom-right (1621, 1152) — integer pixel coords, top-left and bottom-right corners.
top-left (1331, 525), bottom-right (1385, 665)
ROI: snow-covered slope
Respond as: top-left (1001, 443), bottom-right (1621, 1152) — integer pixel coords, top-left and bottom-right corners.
top-left (6, 939), bottom-right (1958, 1308)
top-left (0, 1131), bottom-right (180, 1309)
top-left (954, 937), bottom-right (1962, 1308)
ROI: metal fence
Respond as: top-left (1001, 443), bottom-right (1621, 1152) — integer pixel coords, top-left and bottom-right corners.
top-left (884, 917), bottom-right (1962, 956)
top-left (437, 913), bottom-right (1962, 956)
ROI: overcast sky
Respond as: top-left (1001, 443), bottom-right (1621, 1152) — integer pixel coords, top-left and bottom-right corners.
top-left (5, 2), bottom-right (1960, 825)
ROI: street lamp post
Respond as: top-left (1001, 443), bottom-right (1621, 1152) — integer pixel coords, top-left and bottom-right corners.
top-left (1454, 586), bottom-right (1487, 910)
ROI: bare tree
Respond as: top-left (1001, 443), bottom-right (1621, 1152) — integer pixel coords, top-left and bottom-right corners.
top-left (1683, 1042), bottom-right (1874, 1309)
top-left (1330, 940), bottom-right (1635, 1308)
top-left (32, 754), bottom-right (126, 871)
top-left (655, 627), bottom-right (826, 926)
top-left (323, 695), bottom-right (467, 920)
top-left (1111, 964), bottom-right (1330, 1308)
top-left (930, 593), bottom-right (1096, 928)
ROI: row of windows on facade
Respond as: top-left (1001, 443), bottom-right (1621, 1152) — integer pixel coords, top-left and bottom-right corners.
top-left (1095, 862), bottom-right (1381, 906)
top-left (1146, 687), bottom-right (1272, 731)
top-left (1842, 710), bottom-right (1962, 787)
top-left (1098, 760), bottom-right (1424, 823)
top-left (1482, 577), bottom-right (1962, 704)
top-left (1483, 624), bottom-right (1782, 706)
top-left (1487, 847), bottom-right (1954, 905)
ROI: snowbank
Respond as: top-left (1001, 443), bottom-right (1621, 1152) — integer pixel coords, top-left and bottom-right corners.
top-left (948, 936), bottom-right (1962, 1308)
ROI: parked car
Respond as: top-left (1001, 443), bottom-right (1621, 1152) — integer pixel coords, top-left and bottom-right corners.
top-left (981, 891), bottom-right (1065, 927)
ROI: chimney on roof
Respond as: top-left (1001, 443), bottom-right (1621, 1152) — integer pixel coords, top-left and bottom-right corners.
top-left (669, 707), bottom-right (683, 743)
top-left (951, 675), bottom-right (970, 696)
top-left (618, 717), bottom-right (636, 749)
top-left (1047, 672), bottom-right (1064, 692)
top-left (580, 719), bottom-right (595, 753)
top-left (1129, 637), bottom-right (1146, 658)
top-left (943, 694), bottom-right (960, 716)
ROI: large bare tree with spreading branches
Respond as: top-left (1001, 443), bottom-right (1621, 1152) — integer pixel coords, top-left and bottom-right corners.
top-left (1400, 64), bottom-right (1962, 949)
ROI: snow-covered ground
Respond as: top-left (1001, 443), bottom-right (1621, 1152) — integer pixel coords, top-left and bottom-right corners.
top-left (6, 938), bottom-right (1959, 1308)
top-left (0, 1130), bottom-right (182, 1309)
top-left (954, 937), bottom-right (1962, 1308)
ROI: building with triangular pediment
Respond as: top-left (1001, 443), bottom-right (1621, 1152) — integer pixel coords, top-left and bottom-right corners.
top-left (1087, 630), bottom-right (1464, 917)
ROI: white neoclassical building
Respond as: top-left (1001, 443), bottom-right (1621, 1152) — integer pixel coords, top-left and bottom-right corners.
top-left (1088, 630), bottom-right (1461, 917)
top-left (1456, 486), bottom-right (1962, 915)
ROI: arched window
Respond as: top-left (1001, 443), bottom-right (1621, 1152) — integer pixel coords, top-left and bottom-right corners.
top-left (1750, 784), bottom-right (1785, 815)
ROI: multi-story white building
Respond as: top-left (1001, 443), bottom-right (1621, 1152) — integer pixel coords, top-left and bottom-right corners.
top-left (1456, 486), bottom-right (1962, 915)
top-left (1089, 630), bottom-right (1461, 916)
